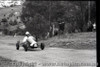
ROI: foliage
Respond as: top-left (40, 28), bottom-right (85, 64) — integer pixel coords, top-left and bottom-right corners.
top-left (21, 1), bottom-right (96, 38)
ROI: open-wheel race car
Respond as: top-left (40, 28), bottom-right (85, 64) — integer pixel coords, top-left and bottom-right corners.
top-left (16, 40), bottom-right (45, 52)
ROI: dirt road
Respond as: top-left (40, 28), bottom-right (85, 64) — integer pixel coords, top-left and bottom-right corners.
top-left (0, 32), bottom-right (97, 67)
top-left (0, 43), bottom-right (96, 67)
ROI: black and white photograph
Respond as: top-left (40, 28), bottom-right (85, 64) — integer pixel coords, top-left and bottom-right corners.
top-left (0, 0), bottom-right (96, 67)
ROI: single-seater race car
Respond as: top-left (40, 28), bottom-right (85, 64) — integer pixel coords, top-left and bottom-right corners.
top-left (16, 40), bottom-right (45, 52)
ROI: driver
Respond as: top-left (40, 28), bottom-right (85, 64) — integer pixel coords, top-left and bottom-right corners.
top-left (22, 31), bottom-right (37, 47)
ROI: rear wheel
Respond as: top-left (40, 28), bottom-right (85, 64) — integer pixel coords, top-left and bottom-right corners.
top-left (23, 44), bottom-right (28, 51)
top-left (40, 43), bottom-right (45, 50)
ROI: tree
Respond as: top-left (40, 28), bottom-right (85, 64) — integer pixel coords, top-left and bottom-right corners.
top-left (21, 1), bottom-right (96, 38)
top-left (21, 1), bottom-right (67, 38)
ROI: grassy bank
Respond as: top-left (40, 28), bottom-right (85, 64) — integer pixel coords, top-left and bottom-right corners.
top-left (44, 32), bottom-right (96, 49)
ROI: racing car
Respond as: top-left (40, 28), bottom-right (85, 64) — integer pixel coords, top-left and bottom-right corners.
top-left (16, 40), bottom-right (45, 52)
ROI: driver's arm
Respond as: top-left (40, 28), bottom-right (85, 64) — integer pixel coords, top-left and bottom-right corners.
top-left (22, 37), bottom-right (27, 43)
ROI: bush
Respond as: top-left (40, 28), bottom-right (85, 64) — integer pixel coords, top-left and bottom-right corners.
top-left (65, 23), bottom-right (76, 33)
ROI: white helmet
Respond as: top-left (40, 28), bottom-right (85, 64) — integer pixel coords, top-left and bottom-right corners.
top-left (25, 31), bottom-right (30, 35)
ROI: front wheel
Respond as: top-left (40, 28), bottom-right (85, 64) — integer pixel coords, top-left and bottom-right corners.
top-left (16, 41), bottom-right (20, 50)
top-left (40, 43), bottom-right (45, 50)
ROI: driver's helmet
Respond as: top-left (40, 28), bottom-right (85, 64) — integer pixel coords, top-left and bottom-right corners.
top-left (25, 31), bottom-right (30, 35)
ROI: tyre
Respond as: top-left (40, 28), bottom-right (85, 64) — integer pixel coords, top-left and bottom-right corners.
top-left (40, 43), bottom-right (45, 50)
top-left (16, 41), bottom-right (20, 50)
top-left (23, 44), bottom-right (28, 51)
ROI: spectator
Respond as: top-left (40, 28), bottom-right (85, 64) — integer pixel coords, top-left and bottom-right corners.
top-left (58, 21), bottom-right (65, 34)
top-left (87, 21), bottom-right (93, 32)
top-left (93, 23), bottom-right (96, 31)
